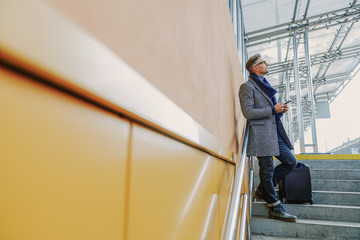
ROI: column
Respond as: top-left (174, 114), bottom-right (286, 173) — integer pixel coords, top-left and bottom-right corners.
top-left (304, 28), bottom-right (319, 152)
top-left (293, 31), bottom-right (305, 153)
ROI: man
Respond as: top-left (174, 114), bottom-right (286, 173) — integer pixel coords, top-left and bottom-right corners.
top-left (239, 54), bottom-right (297, 222)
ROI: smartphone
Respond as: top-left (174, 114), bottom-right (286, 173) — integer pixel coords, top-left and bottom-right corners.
top-left (284, 100), bottom-right (292, 104)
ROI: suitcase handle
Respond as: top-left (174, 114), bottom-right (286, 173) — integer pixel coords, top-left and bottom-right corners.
top-left (295, 162), bottom-right (309, 169)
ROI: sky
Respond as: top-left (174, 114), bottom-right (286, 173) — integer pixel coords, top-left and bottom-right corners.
top-left (297, 74), bottom-right (360, 153)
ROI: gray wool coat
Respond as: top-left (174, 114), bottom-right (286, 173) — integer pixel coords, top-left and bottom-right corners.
top-left (239, 77), bottom-right (293, 157)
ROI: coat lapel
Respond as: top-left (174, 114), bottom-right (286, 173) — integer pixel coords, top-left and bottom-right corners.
top-left (248, 78), bottom-right (273, 105)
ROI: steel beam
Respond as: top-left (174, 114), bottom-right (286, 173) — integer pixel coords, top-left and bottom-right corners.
top-left (285, 69), bottom-right (294, 145)
top-left (267, 44), bottom-right (360, 75)
top-left (246, 4), bottom-right (359, 36)
top-left (245, 4), bottom-right (360, 46)
top-left (292, 0), bottom-right (300, 23)
top-left (304, 28), bottom-right (318, 152)
top-left (313, 22), bottom-right (355, 86)
top-left (238, 0), bottom-right (247, 79)
top-left (303, 0), bottom-right (311, 20)
top-left (293, 32), bottom-right (305, 153)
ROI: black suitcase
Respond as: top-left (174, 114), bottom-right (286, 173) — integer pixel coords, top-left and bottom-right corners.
top-left (279, 162), bottom-right (313, 204)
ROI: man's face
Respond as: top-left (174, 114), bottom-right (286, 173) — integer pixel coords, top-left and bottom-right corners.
top-left (253, 58), bottom-right (269, 76)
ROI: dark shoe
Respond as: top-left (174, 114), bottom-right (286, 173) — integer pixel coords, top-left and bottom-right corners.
top-left (269, 204), bottom-right (297, 222)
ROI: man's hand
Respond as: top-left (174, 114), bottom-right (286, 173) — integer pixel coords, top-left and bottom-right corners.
top-left (274, 103), bottom-right (288, 113)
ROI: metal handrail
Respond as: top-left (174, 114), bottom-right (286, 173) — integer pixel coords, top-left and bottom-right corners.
top-left (237, 193), bottom-right (249, 240)
top-left (248, 165), bottom-right (254, 215)
top-left (247, 156), bottom-right (255, 240)
top-left (223, 123), bottom-right (250, 240)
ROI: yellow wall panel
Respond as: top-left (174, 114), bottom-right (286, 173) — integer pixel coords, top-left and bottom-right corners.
top-left (217, 160), bottom-right (235, 232)
top-left (0, 68), bottom-right (130, 240)
top-left (129, 125), bottom-right (233, 240)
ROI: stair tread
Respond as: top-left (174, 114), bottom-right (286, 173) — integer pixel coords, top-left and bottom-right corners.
top-left (252, 216), bottom-right (360, 228)
top-left (309, 203), bottom-right (360, 209)
top-left (313, 190), bottom-right (360, 194)
top-left (311, 169), bottom-right (360, 170)
top-left (312, 179), bottom-right (360, 182)
top-left (252, 202), bottom-right (360, 223)
top-left (254, 190), bottom-right (360, 194)
top-left (253, 201), bottom-right (360, 209)
top-left (255, 177), bottom-right (360, 182)
top-left (251, 234), bottom-right (310, 240)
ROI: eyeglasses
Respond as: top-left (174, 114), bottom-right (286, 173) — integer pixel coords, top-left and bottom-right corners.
top-left (255, 60), bottom-right (267, 66)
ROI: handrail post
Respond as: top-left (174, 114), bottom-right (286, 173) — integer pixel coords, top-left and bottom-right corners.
top-left (236, 194), bottom-right (249, 240)
top-left (248, 156), bottom-right (255, 217)
top-left (224, 124), bottom-right (249, 240)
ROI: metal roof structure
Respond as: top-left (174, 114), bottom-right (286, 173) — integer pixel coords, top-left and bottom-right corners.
top-left (329, 137), bottom-right (360, 154)
top-left (238, 0), bottom-right (360, 152)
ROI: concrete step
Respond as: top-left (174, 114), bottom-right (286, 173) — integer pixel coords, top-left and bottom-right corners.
top-left (252, 202), bottom-right (360, 222)
top-left (311, 169), bottom-right (360, 180)
top-left (253, 159), bottom-right (360, 175)
top-left (253, 190), bottom-right (360, 206)
top-left (251, 216), bottom-right (360, 240)
top-left (312, 190), bottom-right (360, 206)
top-left (312, 179), bottom-right (360, 192)
top-left (252, 235), bottom-right (309, 240)
top-left (291, 159), bottom-right (360, 170)
top-left (254, 178), bottom-right (360, 192)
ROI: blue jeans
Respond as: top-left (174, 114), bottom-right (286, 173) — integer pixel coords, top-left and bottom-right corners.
top-left (257, 134), bottom-right (297, 204)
